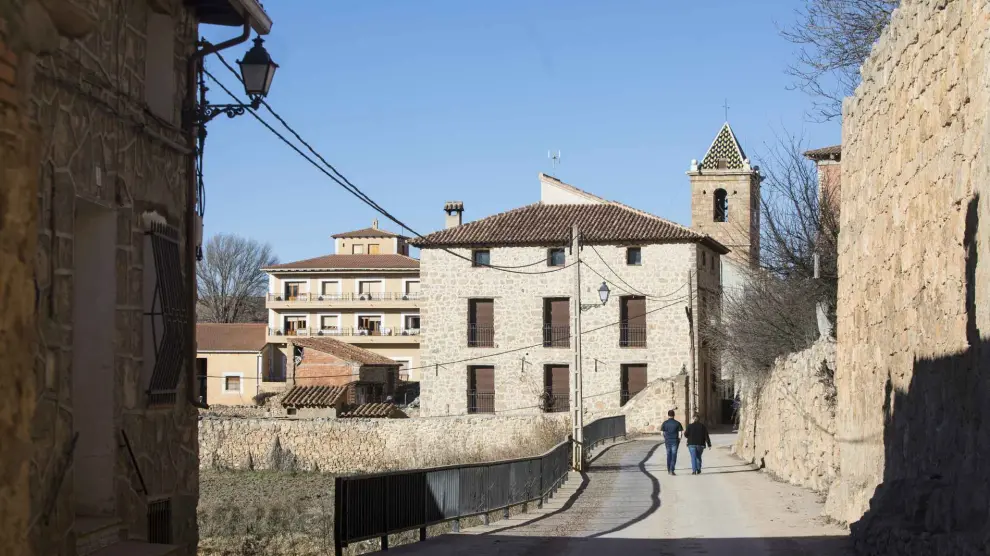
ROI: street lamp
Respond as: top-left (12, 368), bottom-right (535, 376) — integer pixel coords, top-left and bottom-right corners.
top-left (238, 36), bottom-right (278, 102)
top-left (598, 281), bottom-right (610, 305)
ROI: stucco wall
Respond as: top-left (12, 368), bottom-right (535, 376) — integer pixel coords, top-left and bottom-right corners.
top-left (418, 243), bottom-right (707, 418)
top-left (202, 352), bottom-right (263, 406)
top-left (734, 339), bottom-right (838, 494)
top-left (833, 0), bottom-right (990, 552)
top-left (199, 414), bottom-right (570, 474)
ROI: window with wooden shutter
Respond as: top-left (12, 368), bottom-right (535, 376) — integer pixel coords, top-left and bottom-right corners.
top-left (467, 299), bottom-right (494, 347)
top-left (621, 364), bottom-right (647, 405)
top-left (542, 365), bottom-right (569, 412)
top-left (467, 366), bottom-right (495, 414)
top-left (620, 296), bottom-right (647, 347)
top-left (543, 298), bottom-right (570, 348)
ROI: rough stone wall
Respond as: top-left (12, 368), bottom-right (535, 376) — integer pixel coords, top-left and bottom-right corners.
top-left (199, 414), bottom-right (570, 474)
top-left (620, 373), bottom-right (690, 434)
top-left (0, 0), bottom-right (202, 554)
top-left (419, 243), bottom-right (704, 418)
top-left (734, 339), bottom-right (838, 494)
top-left (832, 0), bottom-right (990, 552)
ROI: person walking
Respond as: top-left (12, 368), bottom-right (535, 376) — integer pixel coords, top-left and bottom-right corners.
top-left (686, 413), bottom-right (713, 475)
top-left (660, 409), bottom-right (683, 475)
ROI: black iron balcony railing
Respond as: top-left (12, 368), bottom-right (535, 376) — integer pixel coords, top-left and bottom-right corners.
top-left (466, 390), bottom-right (495, 414)
top-left (619, 325), bottom-right (647, 348)
top-left (540, 392), bottom-right (570, 413)
top-left (542, 324), bottom-right (570, 348)
top-left (620, 389), bottom-right (631, 406)
top-left (268, 327), bottom-right (422, 338)
top-left (268, 292), bottom-right (423, 302)
top-left (467, 325), bottom-right (495, 348)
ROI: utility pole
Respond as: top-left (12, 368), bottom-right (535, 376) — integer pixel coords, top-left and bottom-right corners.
top-left (686, 270), bottom-right (697, 420)
top-left (571, 224), bottom-right (585, 471)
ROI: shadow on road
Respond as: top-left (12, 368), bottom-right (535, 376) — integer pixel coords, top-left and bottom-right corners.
top-left (589, 441), bottom-right (662, 538)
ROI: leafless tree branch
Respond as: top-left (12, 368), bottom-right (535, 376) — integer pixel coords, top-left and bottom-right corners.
top-left (197, 234), bottom-right (278, 323)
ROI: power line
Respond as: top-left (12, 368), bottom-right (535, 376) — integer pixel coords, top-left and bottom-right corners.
top-left (204, 55), bottom-right (566, 275)
top-left (585, 245), bottom-right (688, 300)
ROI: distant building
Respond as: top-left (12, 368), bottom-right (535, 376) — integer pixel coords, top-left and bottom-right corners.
top-left (804, 144), bottom-right (842, 217)
top-left (262, 221), bottom-right (422, 380)
top-left (413, 174), bottom-right (726, 422)
top-left (196, 323), bottom-right (281, 406)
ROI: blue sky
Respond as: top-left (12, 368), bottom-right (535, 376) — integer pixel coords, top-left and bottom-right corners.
top-left (202, 1), bottom-right (840, 264)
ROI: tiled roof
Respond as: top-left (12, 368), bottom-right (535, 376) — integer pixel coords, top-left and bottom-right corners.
top-left (339, 403), bottom-right (399, 418)
top-left (411, 203), bottom-right (729, 253)
top-left (332, 227), bottom-right (408, 239)
top-left (291, 337), bottom-right (400, 366)
top-left (196, 323), bottom-right (267, 352)
top-left (701, 122), bottom-right (748, 170)
top-left (803, 144), bottom-right (842, 160)
top-left (281, 385), bottom-right (347, 408)
top-left (262, 254), bottom-right (420, 271)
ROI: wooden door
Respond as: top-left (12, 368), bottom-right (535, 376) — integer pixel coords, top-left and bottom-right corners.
top-left (285, 282), bottom-right (300, 301)
top-left (622, 364), bottom-right (648, 399)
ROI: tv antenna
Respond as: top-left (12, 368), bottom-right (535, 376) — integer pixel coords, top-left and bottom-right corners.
top-left (548, 150), bottom-right (562, 170)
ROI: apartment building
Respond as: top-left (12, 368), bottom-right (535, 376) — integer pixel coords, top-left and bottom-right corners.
top-left (413, 174), bottom-right (725, 421)
top-left (262, 222), bottom-right (423, 380)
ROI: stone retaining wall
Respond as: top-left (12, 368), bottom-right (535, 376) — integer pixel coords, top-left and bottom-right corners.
top-left (734, 339), bottom-right (838, 494)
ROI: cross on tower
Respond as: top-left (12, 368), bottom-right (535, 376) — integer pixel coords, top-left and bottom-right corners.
top-left (723, 99), bottom-right (730, 122)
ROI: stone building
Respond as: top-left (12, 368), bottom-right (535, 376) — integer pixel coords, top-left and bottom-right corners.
top-left (413, 173), bottom-right (725, 422)
top-left (0, 1), bottom-right (271, 555)
top-left (262, 221), bottom-right (422, 380)
top-left (804, 144), bottom-right (841, 217)
top-left (829, 0), bottom-right (990, 552)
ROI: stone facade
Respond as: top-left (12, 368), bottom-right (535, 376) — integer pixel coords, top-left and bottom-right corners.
top-left (734, 339), bottom-right (838, 494)
top-left (620, 372), bottom-right (690, 434)
top-left (0, 0), bottom-right (249, 553)
top-left (831, 0), bottom-right (990, 552)
top-left (418, 242), bottom-right (720, 422)
top-left (199, 414), bottom-right (570, 474)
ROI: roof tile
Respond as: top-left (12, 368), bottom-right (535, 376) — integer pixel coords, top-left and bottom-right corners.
top-left (292, 337), bottom-right (401, 366)
top-left (281, 385), bottom-right (347, 408)
top-left (332, 227), bottom-right (408, 239)
top-left (339, 403), bottom-right (399, 418)
top-left (263, 254), bottom-right (419, 271)
top-left (803, 144), bottom-right (842, 160)
top-left (196, 323), bottom-right (267, 352)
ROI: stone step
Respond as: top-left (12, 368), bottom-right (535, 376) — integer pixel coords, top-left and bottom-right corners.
top-left (88, 541), bottom-right (184, 556)
top-left (75, 516), bottom-right (123, 556)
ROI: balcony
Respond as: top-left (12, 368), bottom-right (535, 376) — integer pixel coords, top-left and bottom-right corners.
top-left (267, 327), bottom-right (421, 344)
top-left (542, 325), bottom-right (570, 348)
top-left (466, 391), bottom-right (495, 414)
top-left (619, 325), bottom-right (647, 348)
top-left (540, 392), bottom-right (569, 413)
top-left (266, 291), bottom-right (422, 308)
top-left (467, 325), bottom-right (494, 348)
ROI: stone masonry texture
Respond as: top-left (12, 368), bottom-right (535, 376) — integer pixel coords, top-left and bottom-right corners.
top-left (1, 1), bottom-right (202, 554)
top-left (418, 242), bottom-right (721, 423)
top-left (734, 339), bottom-right (838, 495)
top-left (832, 0), bottom-right (990, 553)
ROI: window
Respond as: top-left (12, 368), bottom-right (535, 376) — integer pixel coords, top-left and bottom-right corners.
top-left (621, 364), bottom-right (647, 405)
top-left (467, 299), bottom-right (494, 347)
top-left (467, 366), bottom-right (495, 414)
top-left (284, 282), bottom-right (302, 300)
top-left (320, 281), bottom-right (340, 297)
top-left (223, 375), bottom-right (242, 393)
top-left (702, 251), bottom-right (707, 267)
top-left (357, 315), bottom-right (383, 335)
top-left (403, 314), bottom-right (421, 331)
top-left (472, 249), bottom-right (491, 267)
top-left (369, 244), bottom-right (381, 255)
top-left (620, 296), bottom-right (647, 347)
top-left (404, 280), bottom-right (421, 298)
top-left (714, 189), bottom-right (728, 222)
top-left (547, 248), bottom-right (565, 267)
top-left (195, 358), bottom-right (207, 404)
top-left (626, 247), bottom-right (642, 266)
top-left (358, 280), bottom-right (382, 300)
top-left (284, 316), bottom-right (307, 335)
top-left (543, 298), bottom-right (570, 348)
top-left (320, 315), bottom-right (339, 331)
top-left (542, 365), bottom-right (569, 413)
top-left (352, 244), bottom-right (365, 254)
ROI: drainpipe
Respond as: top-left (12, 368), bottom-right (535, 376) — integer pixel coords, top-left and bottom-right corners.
top-left (184, 23), bottom-right (251, 409)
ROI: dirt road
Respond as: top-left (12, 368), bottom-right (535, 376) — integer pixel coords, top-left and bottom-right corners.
top-left (389, 433), bottom-right (851, 555)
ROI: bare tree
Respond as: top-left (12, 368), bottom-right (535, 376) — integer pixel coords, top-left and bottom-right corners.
top-left (197, 234), bottom-right (278, 323)
top-left (781, 0), bottom-right (898, 120)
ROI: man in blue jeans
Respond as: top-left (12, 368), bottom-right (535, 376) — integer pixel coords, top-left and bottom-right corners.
top-left (660, 409), bottom-right (683, 475)
top-left (685, 413), bottom-right (713, 474)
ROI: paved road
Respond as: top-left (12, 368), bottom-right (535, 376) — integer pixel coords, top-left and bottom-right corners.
top-left (390, 433), bottom-right (851, 555)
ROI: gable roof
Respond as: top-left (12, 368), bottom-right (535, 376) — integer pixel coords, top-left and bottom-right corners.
top-left (701, 122), bottom-right (748, 170)
top-left (196, 323), bottom-right (267, 352)
top-left (291, 337), bottom-right (400, 366)
top-left (262, 254), bottom-right (420, 272)
top-left (411, 202), bottom-right (728, 253)
top-left (281, 385), bottom-right (347, 408)
top-left (332, 226), bottom-right (408, 239)
top-left (803, 144), bottom-right (842, 161)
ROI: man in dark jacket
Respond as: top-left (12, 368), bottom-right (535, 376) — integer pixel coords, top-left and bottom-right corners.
top-left (685, 413), bottom-right (713, 474)
top-left (659, 409), bottom-right (683, 475)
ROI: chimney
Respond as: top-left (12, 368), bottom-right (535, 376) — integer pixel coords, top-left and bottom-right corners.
top-left (372, 218), bottom-right (379, 229)
top-left (444, 201), bottom-right (464, 229)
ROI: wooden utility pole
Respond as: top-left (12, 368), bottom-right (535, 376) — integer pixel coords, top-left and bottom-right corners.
top-left (571, 224), bottom-right (585, 471)
top-left (686, 270), bottom-right (698, 420)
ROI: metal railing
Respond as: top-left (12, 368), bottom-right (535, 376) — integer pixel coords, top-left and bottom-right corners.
top-left (583, 415), bottom-right (626, 452)
top-left (619, 325), bottom-right (647, 347)
top-left (541, 392), bottom-right (570, 413)
top-left (620, 389), bottom-right (631, 406)
top-left (466, 391), bottom-right (495, 414)
top-left (466, 325), bottom-right (494, 348)
top-left (334, 438), bottom-right (572, 555)
top-left (268, 327), bottom-right (422, 338)
top-left (268, 292), bottom-right (423, 302)
top-left (542, 324), bottom-right (570, 348)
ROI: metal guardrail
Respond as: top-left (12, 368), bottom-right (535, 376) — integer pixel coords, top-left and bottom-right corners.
top-left (333, 416), bottom-right (626, 554)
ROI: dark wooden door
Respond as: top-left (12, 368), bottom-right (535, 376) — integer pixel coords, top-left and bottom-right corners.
top-left (543, 365), bottom-right (569, 412)
top-left (544, 298), bottom-right (570, 347)
top-left (468, 366), bottom-right (495, 413)
top-left (622, 364), bottom-right (647, 404)
top-left (468, 299), bottom-right (494, 347)
top-left (620, 296), bottom-right (647, 347)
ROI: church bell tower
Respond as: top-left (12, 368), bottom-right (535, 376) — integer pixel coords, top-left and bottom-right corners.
top-left (687, 122), bottom-right (761, 269)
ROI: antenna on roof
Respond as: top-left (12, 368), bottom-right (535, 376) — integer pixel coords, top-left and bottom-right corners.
top-left (548, 150), bottom-right (562, 171)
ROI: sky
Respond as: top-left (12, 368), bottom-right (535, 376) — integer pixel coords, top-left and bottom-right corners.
top-left (201, 0), bottom-right (840, 264)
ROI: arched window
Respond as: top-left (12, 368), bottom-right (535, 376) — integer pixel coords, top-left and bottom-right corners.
top-left (714, 188), bottom-right (728, 222)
